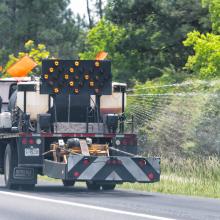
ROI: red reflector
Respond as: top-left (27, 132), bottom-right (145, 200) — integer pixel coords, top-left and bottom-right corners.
top-left (83, 159), bottom-right (90, 166)
top-left (112, 160), bottom-right (117, 165)
top-left (22, 138), bottom-right (27, 145)
top-left (107, 159), bottom-right (122, 165)
top-left (138, 159), bottom-right (146, 167)
top-left (29, 139), bottom-right (35, 145)
top-left (74, 171), bottom-right (80, 177)
top-left (147, 172), bottom-right (154, 180)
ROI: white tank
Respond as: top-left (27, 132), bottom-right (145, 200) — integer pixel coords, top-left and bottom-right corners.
top-left (0, 112), bottom-right (12, 129)
top-left (100, 92), bottom-right (126, 114)
top-left (90, 82), bottom-right (127, 115)
top-left (17, 81), bottom-right (49, 120)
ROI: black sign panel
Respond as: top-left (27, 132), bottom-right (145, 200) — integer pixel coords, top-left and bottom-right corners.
top-left (40, 60), bottom-right (112, 95)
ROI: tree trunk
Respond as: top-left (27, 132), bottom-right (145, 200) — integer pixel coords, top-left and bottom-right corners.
top-left (98, 0), bottom-right (103, 19)
top-left (11, 0), bottom-right (17, 51)
top-left (86, 0), bottom-right (93, 29)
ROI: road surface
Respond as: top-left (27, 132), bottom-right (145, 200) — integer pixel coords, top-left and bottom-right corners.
top-left (0, 176), bottom-right (219, 220)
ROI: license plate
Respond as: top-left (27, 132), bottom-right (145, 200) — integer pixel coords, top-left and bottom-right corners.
top-left (14, 167), bottom-right (34, 179)
top-left (25, 148), bottom-right (40, 156)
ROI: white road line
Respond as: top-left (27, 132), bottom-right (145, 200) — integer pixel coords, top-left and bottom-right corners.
top-left (0, 191), bottom-right (176, 220)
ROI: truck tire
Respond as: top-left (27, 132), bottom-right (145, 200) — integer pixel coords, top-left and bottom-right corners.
top-left (102, 183), bottom-right (116, 190)
top-left (0, 143), bottom-right (6, 174)
top-left (4, 144), bottom-right (19, 190)
top-left (62, 180), bottom-right (75, 187)
top-left (86, 181), bottom-right (101, 191)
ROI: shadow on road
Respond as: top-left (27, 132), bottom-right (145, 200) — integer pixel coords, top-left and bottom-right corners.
top-left (0, 184), bottom-right (152, 199)
top-left (0, 175), bottom-right (153, 198)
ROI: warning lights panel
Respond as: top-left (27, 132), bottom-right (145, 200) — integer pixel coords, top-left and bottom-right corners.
top-left (40, 60), bottom-right (112, 95)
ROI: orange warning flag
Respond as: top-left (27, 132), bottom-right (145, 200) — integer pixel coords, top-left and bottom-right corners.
top-left (95, 51), bottom-right (108, 60)
top-left (7, 55), bottom-right (37, 77)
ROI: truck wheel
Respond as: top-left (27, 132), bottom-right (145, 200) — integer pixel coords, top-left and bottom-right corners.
top-left (4, 144), bottom-right (19, 190)
top-left (86, 181), bottom-right (101, 191)
top-left (62, 180), bottom-right (75, 187)
top-left (102, 184), bottom-right (116, 190)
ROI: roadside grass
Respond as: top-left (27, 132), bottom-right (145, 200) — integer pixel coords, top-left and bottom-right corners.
top-left (39, 156), bottom-right (220, 198)
top-left (118, 156), bottom-right (220, 198)
top-left (38, 175), bottom-right (60, 182)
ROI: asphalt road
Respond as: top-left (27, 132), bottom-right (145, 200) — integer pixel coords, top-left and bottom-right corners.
top-left (0, 176), bottom-right (219, 220)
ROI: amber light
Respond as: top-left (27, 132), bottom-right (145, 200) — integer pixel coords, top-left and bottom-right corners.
top-left (75, 61), bottom-right (80, 66)
top-left (84, 74), bottom-right (89, 80)
top-left (44, 74), bottom-right (49, 79)
top-left (70, 67), bottom-right (74, 73)
top-left (74, 88), bottom-right (79, 94)
top-left (95, 61), bottom-right (100, 67)
top-left (64, 74), bottom-right (69, 80)
top-left (49, 67), bottom-right (54, 73)
top-left (69, 81), bottom-right (74, 87)
top-left (89, 81), bottom-right (95, 87)
top-left (54, 61), bottom-right (59, 66)
top-left (54, 88), bottom-right (59, 93)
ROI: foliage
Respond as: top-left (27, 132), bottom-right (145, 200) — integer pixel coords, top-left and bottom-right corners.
top-left (4, 40), bottom-right (50, 76)
top-left (183, 0), bottom-right (220, 79)
top-left (202, 0), bottom-right (220, 33)
top-left (105, 0), bottom-right (210, 83)
top-left (0, 0), bottom-right (84, 65)
top-left (79, 19), bottom-right (126, 81)
top-left (79, 19), bottom-right (124, 59)
top-left (183, 31), bottom-right (220, 79)
top-left (126, 74), bottom-right (220, 156)
top-left (120, 156), bottom-right (220, 198)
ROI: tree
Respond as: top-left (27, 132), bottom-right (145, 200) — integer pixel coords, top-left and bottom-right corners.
top-left (105, 0), bottom-right (210, 83)
top-left (79, 19), bottom-right (125, 80)
top-left (86, 0), bottom-right (94, 29)
top-left (0, 0), bottom-right (84, 65)
top-left (202, 0), bottom-right (220, 33)
top-left (96, 0), bottom-right (104, 19)
top-left (183, 0), bottom-right (220, 78)
top-left (86, 0), bottom-right (105, 28)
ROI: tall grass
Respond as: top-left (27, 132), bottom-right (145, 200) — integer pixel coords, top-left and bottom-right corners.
top-left (119, 156), bottom-right (220, 198)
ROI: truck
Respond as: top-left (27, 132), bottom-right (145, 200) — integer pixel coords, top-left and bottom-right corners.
top-left (0, 59), bottom-right (160, 190)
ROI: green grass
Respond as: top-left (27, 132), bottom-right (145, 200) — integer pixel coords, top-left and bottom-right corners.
top-left (39, 156), bottom-right (220, 198)
top-left (118, 156), bottom-right (220, 198)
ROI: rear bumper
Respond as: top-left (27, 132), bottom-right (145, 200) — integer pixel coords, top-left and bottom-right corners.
top-left (43, 155), bottom-right (160, 183)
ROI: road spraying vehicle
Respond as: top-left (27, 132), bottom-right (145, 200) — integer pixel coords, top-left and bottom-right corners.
top-left (0, 59), bottom-right (160, 190)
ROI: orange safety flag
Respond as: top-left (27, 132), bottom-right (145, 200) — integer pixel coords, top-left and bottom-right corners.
top-left (95, 51), bottom-right (108, 60)
top-left (7, 55), bottom-right (37, 77)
